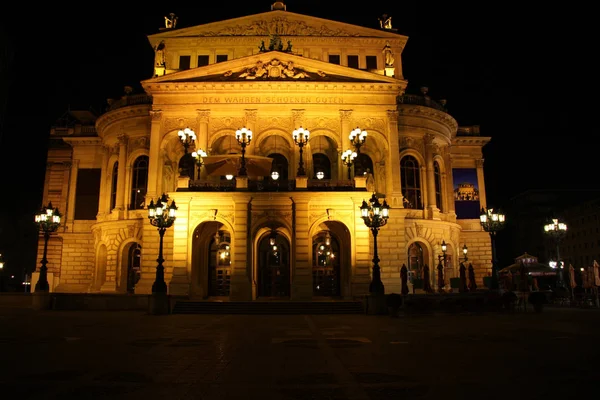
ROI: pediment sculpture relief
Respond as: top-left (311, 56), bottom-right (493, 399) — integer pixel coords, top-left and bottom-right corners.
top-left (230, 59), bottom-right (322, 80)
top-left (199, 17), bottom-right (359, 37)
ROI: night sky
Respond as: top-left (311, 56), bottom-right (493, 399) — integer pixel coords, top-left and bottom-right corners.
top-left (0, 2), bottom-right (589, 275)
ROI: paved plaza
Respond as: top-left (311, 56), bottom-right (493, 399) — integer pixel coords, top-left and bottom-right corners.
top-left (1, 307), bottom-right (598, 400)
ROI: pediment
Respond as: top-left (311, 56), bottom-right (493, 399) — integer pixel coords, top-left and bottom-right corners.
top-left (149, 10), bottom-right (406, 43)
top-left (142, 51), bottom-right (403, 87)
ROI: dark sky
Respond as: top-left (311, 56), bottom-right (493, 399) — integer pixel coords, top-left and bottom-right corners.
top-left (0, 2), bottom-right (590, 273)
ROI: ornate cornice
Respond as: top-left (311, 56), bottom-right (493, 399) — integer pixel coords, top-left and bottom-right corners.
top-left (397, 105), bottom-right (458, 132)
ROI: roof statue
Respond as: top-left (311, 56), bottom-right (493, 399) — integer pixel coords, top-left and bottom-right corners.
top-left (164, 13), bottom-right (178, 29)
top-left (379, 14), bottom-right (393, 29)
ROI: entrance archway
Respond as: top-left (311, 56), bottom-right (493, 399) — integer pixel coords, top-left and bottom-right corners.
top-left (310, 221), bottom-right (351, 298)
top-left (257, 231), bottom-right (290, 298)
top-left (191, 221), bottom-right (231, 299)
top-left (312, 231), bottom-right (341, 296)
top-left (126, 243), bottom-right (141, 294)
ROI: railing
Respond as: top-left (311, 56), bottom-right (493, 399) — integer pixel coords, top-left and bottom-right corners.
top-left (188, 180), bottom-right (235, 191)
top-left (248, 180), bottom-right (296, 192)
top-left (397, 94), bottom-right (447, 112)
top-left (105, 94), bottom-right (153, 112)
top-left (185, 179), bottom-right (364, 192)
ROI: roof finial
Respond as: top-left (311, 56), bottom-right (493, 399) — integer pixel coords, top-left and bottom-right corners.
top-left (271, 1), bottom-right (286, 11)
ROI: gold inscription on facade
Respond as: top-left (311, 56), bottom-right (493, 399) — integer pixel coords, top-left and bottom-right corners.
top-left (202, 97), bottom-right (344, 104)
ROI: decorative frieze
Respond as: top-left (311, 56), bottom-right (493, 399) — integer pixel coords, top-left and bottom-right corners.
top-left (197, 17), bottom-right (361, 37)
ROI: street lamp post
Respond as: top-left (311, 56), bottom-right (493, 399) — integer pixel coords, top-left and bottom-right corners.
top-left (178, 127), bottom-right (197, 177)
top-left (459, 244), bottom-right (469, 293)
top-left (479, 207), bottom-right (506, 291)
top-left (235, 127), bottom-right (253, 176)
top-left (437, 240), bottom-right (447, 293)
top-left (33, 202), bottom-right (62, 292)
top-left (360, 193), bottom-right (390, 295)
top-left (191, 148), bottom-right (207, 180)
top-left (544, 218), bottom-right (567, 289)
top-left (341, 149), bottom-right (357, 180)
top-left (292, 127), bottom-right (309, 176)
top-left (0, 253), bottom-right (4, 292)
top-left (147, 194), bottom-right (177, 294)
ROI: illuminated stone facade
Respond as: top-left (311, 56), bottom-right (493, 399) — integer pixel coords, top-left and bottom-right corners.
top-left (37, 3), bottom-right (494, 299)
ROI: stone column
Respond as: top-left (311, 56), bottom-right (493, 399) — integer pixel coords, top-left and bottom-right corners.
top-left (339, 110), bottom-right (352, 154)
top-left (424, 134), bottom-right (438, 213)
top-left (230, 196), bottom-right (252, 300)
top-left (115, 134), bottom-right (128, 212)
top-left (196, 109), bottom-right (210, 151)
top-left (97, 145), bottom-right (111, 217)
top-left (386, 110), bottom-right (403, 206)
top-left (146, 110), bottom-right (163, 205)
top-left (475, 158), bottom-right (487, 209)
top-left (291, 197), bottom-right (312, 300)
top-left (446, 151), bottom-right (456, 216)
top-left (196, 110), bottom-right (210, 179)
top-left (66, 160), bottom-right (79, 226)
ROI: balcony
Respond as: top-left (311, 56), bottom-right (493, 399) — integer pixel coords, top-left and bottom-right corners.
top-left (184, 178), bottom-right (366, 192)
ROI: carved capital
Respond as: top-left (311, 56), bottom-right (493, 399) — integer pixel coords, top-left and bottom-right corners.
top-left (424, 133), bottom-right (435, 146)
top-left (118, 134), bottom-right (128, 146)
top-left (387, 109), bottom-right (398, 123)
top-left (476, 158), bottom-right (485, 168)
top-left (196, 109), bottom-right (210, 123)
top-left (291, 109), bottom-right (305, 126)
top-left (339, 110), bottom-right (353, 121)
top-left (150, 110), bottom-right (163, 121)
top-left (245, 109), bottom-right (258, 123)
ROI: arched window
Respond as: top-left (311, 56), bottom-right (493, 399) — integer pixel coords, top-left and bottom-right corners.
top-left (400, 155), bottom-right (422, 209)
top-left (354, 153), bottom-right (373, 178)
top-left (312, 153), bottom-right (331, 179)
top-left (266, 153), bottom-right (289, 181)
top-left (130, 155), bottom-right (148, 210)
top-left (110, 162), bottom-right (118, 210)
top-left (407, 242), bottom-right (424, 283)
top-left (434, 160), bottom-right (443, 211)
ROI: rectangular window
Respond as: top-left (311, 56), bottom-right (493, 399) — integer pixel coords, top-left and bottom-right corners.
top-left (328, 54), bottom-right (340, 65)
top-left (197, 55), bottom-right (209, 67)
top-left (179, 55), bottom-right (191, 70)
top-left (347, 55), bottom-right (359, 69)
top-left (366, 55), bottom-right (377, 70)
top-left (216, 54), bottom-right (228, 63)
top-left (74, 169), bottom-right (101, 220)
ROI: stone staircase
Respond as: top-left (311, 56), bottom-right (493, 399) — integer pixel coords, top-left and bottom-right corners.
top-left (171, 300), bottom-right (365, 315)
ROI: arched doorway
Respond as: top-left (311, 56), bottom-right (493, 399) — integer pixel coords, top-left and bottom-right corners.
top-left (257, 231), bottom-right (290, 298)
top-left (126, 243), bottom-right (141, 294)
top-left (408, 242), bottom-right (425, 284)
top-left (312, 230), bottom-right (341, 297)
top-left (208, 230), bottom-right (232, 297)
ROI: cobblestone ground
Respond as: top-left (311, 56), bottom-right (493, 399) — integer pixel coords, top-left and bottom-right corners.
top-left (1, 307), bottom-right (598, 400)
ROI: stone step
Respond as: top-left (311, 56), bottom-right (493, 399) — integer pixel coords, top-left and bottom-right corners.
top-left (172, 300), bottom-right (365, 314)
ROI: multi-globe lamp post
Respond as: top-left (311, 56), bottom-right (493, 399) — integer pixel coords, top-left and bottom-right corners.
top-left (191, 148), bottom-right (208, 180)
top-left (235, 127), bottom-right (253, 177)
top-left (178, 127), bottom-right (197, 177)
top-left (33, 202), bottom-right (62, 292)
top-left (292, 127), bottom-right (309, 176)
top-left (147, 194), bottom-right (177, 294)
top-left (341, 149), bottom-right (357, 180)
top-left (360, 193), bottom-right (390, 295)
top-left (349, 127), bottom-right (367, 174)
top-left (479, 207), bottom-right (506, 291)
top-left (544, 218), bottom-right (568, 289)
